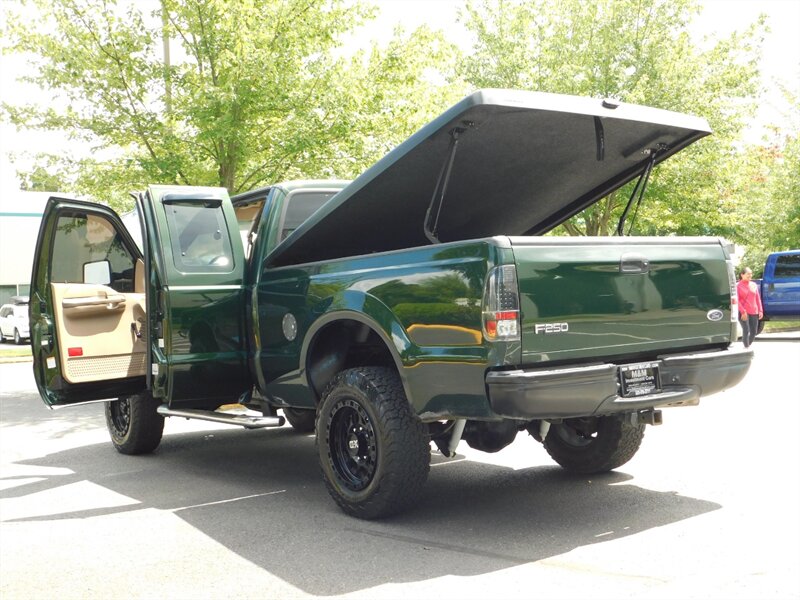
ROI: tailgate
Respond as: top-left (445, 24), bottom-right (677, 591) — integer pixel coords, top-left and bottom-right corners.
top-left (510, 237), bottom-right (734, 364)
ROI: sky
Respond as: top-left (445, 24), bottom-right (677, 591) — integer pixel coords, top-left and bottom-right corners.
top-left (1, 0), bottom-right (798, 194)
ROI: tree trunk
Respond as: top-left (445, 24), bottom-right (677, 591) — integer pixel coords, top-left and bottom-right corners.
top-left (219, 159), bottom-right (236, 194)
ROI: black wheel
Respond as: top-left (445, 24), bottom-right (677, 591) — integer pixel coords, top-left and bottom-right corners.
top-left (283, 407), bottom-right (317, 433)
top-left (317, 367), bottom-right (430, 519)
top-left (756, 320), bottom-right (765, 335)
top-left (14, 329), bottom-right (22, 345)
top-left (104, 392), bottom-right (165, 455)
top-left (543, 416), bottom-right (645, 474)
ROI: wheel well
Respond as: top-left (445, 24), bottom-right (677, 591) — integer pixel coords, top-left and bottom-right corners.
top-left (306, 319), bottom-right (397, 404)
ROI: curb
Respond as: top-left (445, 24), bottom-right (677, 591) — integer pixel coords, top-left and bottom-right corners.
top-left (0, 356), bottom-right (32, 364)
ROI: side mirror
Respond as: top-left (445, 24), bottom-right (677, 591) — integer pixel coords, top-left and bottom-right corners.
top-left (83, 260), bottom-right (112, 285)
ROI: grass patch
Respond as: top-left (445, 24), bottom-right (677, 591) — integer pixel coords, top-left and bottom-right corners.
top-left (764, 321), bottom-right (800, 332)
top-left (0, 345), bottom-right (32, 357)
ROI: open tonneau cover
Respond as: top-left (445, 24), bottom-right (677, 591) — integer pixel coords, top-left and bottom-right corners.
top-left (267, 89), bottom-right (711, 267)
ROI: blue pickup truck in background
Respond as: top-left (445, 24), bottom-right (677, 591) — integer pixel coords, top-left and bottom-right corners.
top-left (755, 249), bottom-right (800, 333)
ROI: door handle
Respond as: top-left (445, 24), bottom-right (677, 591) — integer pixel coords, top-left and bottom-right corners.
top-left (62, 295), bottom-right (127, 317)
top-left (62, 295), bottom-right (126, 309)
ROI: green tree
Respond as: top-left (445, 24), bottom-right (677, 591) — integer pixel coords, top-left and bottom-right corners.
top-left (17, 164), bottom-right (68, 192)
top-left (738, 90), bottom-right (800, 273)
top-left (771, 133), bottom-right (800, 250)
top-left (2, 0), bottom-right (458, 210)
top-left (764, 91), bottom-right (800, 251)
top-left (325, 25), bottom-right (464, 174)
top-left (457, 0), bottom-right (766, 237)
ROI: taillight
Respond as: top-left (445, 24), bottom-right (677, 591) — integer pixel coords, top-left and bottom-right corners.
top-left (726, 259), bottom-right (738, 322)
top-left (483, 265), bottom-right (520, 341)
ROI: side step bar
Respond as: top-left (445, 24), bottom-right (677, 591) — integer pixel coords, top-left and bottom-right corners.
top-left (157, 406), bottom-right (285, 429)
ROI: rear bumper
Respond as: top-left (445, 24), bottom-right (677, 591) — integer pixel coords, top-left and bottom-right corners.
top-left (486, 346), bottom-right (753, 420)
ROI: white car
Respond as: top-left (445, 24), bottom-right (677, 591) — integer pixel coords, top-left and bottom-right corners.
top-left (0, 297), bottom-right (30, 344)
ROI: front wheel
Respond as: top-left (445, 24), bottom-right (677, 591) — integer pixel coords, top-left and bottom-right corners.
top-left (105, 392), bottom-right (164, 455)
top-left (317, 367), bottom-right (430, 519)
top-left (14, 329), bottom-right (22, 345)
top-left (543, 416), bottom-right (645, 474)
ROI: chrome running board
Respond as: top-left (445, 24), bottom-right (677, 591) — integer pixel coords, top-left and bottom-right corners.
top-left (157, 406), bottom-right (285, 429)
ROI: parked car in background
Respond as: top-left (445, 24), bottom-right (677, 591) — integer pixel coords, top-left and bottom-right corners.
top-left (754, 250), bottom-right (800, 334)
top-left (0, 295), bottom-right (30, 344)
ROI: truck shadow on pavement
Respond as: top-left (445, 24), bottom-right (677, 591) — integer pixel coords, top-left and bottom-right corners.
top-left (1, 420), bottom-right (721, 596)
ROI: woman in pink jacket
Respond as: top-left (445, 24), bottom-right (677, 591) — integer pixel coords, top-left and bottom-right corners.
top-left (737, 266), bottom-right (763, 348)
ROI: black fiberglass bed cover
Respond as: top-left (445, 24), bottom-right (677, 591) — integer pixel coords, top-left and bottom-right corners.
top-left (267, 89), bottom-right (711, 267)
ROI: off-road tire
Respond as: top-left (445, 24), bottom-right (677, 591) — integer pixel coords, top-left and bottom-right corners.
top-left (543, 416), bottom-right (645, 474)
top-left (105, 392), bottom-right (165, 455)
top-left (317, 367), bottom-right (430, 519)
top-left (283, 407), bottom-right (317, 433)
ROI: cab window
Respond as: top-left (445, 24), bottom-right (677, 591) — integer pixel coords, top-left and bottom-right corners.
top-left (234, 197), bottom-right (266, 259)
top-left (50, 212), bottom-right (137, 292)
top-left (278, 191), bottom-right (337, 243)
top-left (774, 254), bottom-right (800, 279)
top-left (164, 201), bottom-right (234, 272)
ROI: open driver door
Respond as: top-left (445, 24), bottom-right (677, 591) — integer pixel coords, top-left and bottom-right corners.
top-left (30, 197), bottom-right (148, 406)
top-left (31, 186), bottom-right (252, 411)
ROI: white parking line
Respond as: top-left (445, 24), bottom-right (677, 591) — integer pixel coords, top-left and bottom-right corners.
top-left (171, 490), bottom-right (286, 512)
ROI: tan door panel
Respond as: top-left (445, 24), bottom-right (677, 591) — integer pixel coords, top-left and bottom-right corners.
top-left (51, 283), bottom-right (147, 384)
top-left (134, 258), bottom-right (145, 293)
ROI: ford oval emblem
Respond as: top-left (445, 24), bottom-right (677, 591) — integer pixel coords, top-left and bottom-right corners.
top-left (707, 309), bottom-right (724, 322)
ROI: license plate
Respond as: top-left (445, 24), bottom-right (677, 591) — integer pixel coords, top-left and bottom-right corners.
top-left (619, 361), bottom-right (661, 397)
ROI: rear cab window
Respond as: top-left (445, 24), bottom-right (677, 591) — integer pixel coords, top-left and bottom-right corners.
top-left (163, 200), bottom-right (235, 273)
top-left (278, 191), bottom-right (338, 243)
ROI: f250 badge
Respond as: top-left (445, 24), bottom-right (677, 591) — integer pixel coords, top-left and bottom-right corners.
top-left (535, 323), bottom-right (569, 334)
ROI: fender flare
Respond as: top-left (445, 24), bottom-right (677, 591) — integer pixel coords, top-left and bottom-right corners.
top-left (300, 290), bottom-right (416, 403)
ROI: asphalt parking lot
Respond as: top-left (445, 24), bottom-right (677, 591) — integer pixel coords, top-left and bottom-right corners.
top-left (1, 334), bottom-right (799, 599)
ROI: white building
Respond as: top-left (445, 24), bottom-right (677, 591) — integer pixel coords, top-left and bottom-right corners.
top-left (0, 191), bottom-right (51, 305)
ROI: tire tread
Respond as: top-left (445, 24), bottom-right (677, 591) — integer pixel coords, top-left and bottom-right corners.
top-left (105, 392), bottom-right (164, 455)
top-left (317, 367), bottom-right (429, 519)
top-left (543, 417), bottom-right (645, 474)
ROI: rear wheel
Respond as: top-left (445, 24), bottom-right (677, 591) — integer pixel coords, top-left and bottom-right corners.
top-left (283, 407), bottom-right (316, 433)
top-left (317, 367), bottom-right (430, 519)
top-left (105, 392), bottom-right (164, 455)
top-left (543, 416), bottom-right (645, 473)
top-left (756, 320), bottom-right (765, 335)
top-left (14, 329), bottom-right (22, 345)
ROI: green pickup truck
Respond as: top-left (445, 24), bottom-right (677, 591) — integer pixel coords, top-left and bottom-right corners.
top-left (30, 90), bottom-right (752, 519)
